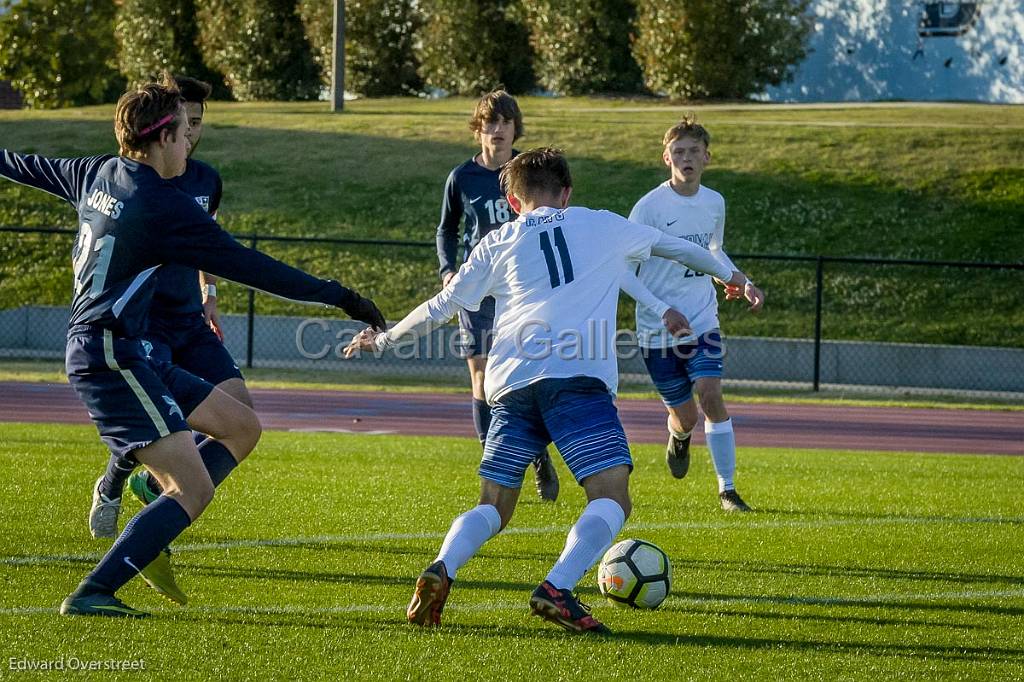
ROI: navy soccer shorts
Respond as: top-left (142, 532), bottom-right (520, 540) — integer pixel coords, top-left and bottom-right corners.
top-left (66, 328), bottom-right (205, 459)
top-left (480, 377), bottom-right (632, 488)
top-left (641, 329), bottom-right (726, 407)
top-left (456, 295), bottom-right (496, 358)
top-left (145, 311), bottom-right (243, 387)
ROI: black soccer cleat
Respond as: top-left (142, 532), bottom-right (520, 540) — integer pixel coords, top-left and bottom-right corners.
top-left (719, 489), bottom-right (752, 512)
top-left (60, 589), bottom-right (148, 618)
top-left (533, 449), bottom-right (559, 502)
top-left (529, 581), bottom-right (611, 635)
top-left (666, 431), bottom-right (691, 479)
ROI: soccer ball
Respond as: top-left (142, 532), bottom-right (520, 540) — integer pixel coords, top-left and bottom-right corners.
top-left (597, 539), bottom-right (671, 609)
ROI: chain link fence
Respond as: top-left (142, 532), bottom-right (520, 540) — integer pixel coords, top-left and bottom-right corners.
top-left (2, 226), bottom-right (1022, 396)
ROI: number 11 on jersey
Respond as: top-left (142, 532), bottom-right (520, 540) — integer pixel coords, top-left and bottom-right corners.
top-left (539, 226), bottom-right (574, 288)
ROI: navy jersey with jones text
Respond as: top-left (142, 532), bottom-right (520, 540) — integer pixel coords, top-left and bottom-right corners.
top-left (435, 153), bottom-right (518, 279)
top-left (0, 151), bottom-right (357, 338)
top-left (151, 158), bottom-right (224, 318)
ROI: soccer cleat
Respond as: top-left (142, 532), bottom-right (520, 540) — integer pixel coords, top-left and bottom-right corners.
top-left (533, 449), bottom-right (559, 502)
top-left (719, 489), bottom-right (752, 512)
top-left (128, 470), bottom-right (161, 505)
top-left (89, 476), bottom-right (122, 539)
top-left (529, 581), bottom-right (611, 635)
top-left (666, 431), bottom-right (691, 479)
top-left (407, 560), bottom-right (452, 627)
top-left (59, 590), bottom-right (148, 618)
top-left (139, 548), bottom-right (188, 605)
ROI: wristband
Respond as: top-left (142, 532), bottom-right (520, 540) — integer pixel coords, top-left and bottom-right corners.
top-left (205, 284), bottom-right (217, 298)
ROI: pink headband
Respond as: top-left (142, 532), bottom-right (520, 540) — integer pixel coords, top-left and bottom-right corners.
top-left (139, 114), bottom-right (174, 137)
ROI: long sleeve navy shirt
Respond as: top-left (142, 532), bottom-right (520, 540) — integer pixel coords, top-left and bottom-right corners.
top-left (1, 151), bottom-right (358, 338)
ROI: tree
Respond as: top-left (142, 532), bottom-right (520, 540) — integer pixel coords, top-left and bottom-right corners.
top-left (298, 0), bottom-right (422, 97)
top-left (0, 0), bottom-right (124, 108)
top-left (115, 0), bottom-right (226, 95)
top-left (632, 0), bottom-right (812, 100)
top-left (196, 0), bottom-right (321, 101)
top-left (521, 0), bottom-right (643, 95)
top-left (417, 0), bottom-right (534, 95)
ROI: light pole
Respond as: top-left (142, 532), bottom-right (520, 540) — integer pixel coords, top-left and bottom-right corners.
top-left (331, 0), bottom-right (345, 112)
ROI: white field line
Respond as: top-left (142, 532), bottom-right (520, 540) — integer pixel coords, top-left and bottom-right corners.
top-left (2, 515), bottom-right (1022, 566)
top-left (3, 590), bottom-right (1024, 617)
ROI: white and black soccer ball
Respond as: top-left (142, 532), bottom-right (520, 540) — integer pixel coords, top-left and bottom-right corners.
top-left (597, 539), bottom-right (672, 609)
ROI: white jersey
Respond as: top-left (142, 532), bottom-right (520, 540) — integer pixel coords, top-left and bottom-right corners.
top-left (629, 182), bottom-right (736, 348)
top-left (447, 206), bottom-right (664, 403)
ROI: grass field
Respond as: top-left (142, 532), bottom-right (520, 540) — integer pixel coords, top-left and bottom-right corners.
top-left (2, 100), bottom-right (1023, 347)
top-left (2, 422), bottom-right (1022, 680)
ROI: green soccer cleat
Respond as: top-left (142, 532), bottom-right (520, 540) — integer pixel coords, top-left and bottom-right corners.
top-left (139, 548), bottom-right (188, 605)
top-left (60, 590), bottom-right (148, 618)
top-left (128, 469), bottom-right (161, 505)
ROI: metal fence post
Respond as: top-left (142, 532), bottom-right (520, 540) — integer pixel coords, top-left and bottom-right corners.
top-left (813, 256), bottom-right (824, 391)
top-left (246, 234), bottom-right (257, 369)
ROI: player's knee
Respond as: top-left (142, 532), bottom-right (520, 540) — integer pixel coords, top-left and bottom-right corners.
top-left (233, 408), bottom-right (262, 458)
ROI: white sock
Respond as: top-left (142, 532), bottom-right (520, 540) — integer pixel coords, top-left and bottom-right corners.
top-left (705, 418), bottom-right (736, 493)
top-left (545, 498), bottom-right (626, 591)
top-left (667, 415), bottom-right (692, 439)
top-left (435, 504), bottom-right (501, 578)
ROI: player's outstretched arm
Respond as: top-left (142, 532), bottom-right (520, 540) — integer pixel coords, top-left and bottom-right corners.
top-left (0, 151), bottom-right (106, 204)
top-left (649, 233), bottom-right (748, 289)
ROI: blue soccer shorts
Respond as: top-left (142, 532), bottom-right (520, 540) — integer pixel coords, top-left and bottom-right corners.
top-left (145, 311), bottom-right (243, 387)
top-left (641, 329), bottom-right (726, 407)
top-left (66, 328), bottom-right (199, 460)
top-left (456, 295), bottom-right (496, 358)
top-left (480, 376), bottom-right (632, 488)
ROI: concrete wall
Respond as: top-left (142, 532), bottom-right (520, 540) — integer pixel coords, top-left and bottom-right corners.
top-left (762, 1), bottom-right (1024, 103)
top-left (1, 306), bottom-right (1021, 393)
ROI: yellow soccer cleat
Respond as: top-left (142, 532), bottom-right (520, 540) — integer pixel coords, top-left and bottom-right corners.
top-left (140, 548), bottom-right (188, 605)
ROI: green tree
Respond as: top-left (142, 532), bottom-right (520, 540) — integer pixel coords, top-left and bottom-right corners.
top-left (632, 0), bottom-right (812, 100)
top-left (196, 0), bottom-right (321, 101)
top-left (417, 0), bottom-right (534, 95)
top-left (298, 0), bottom-right (422, 96)
top-left (521, 0), bottom-right (642, 95)
top-left (0, 0), bottom-right (124, 108)
top-left (115, 0), bottom-right (226, 95)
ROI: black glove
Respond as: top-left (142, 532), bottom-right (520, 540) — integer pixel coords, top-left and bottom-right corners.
top-left (343, 294), bottom-right (386, 331)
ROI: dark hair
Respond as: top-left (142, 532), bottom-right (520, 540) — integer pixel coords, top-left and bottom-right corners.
top-left (114, 73), bottom-right (183, 157)
top-left (469, 89), bottom-right (524, 142)
top-left (663, 113), bottom-right (711, 148)
top-left (499, 147), bottom-right (572, 201)
top-left (174, 75), bottom-right (212, 108)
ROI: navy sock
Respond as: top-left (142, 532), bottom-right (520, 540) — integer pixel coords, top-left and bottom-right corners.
top-left (81, 496), bottom-right (191, 594)
top-left (198, 439), bottom-right (238, 487)
top-left (472, 398), bottom-right (491, 447)
top-left (98, 453), bottom-right (137, 499)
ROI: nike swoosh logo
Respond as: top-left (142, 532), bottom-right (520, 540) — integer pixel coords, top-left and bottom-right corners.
top-left (124, 556), bottom-right (141, 573)
top-left (469, 196), bottom-right (483, 204)
top-left (666, 219), bottom-right (678, 226)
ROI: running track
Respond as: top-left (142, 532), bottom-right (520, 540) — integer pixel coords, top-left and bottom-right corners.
top-left (1, 381), bottom-right (1021, 455)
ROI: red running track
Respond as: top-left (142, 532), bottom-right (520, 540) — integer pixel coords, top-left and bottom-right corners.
top-left (0, 381), bottom-right (1020, 456)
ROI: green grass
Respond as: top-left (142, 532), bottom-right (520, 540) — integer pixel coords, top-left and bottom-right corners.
top-left (1, 100), bottom-right (1023, 347)
top-left (2, 359), bottom-right (1022, 410)
top-left (1, 422), bottom-right (1022, 679)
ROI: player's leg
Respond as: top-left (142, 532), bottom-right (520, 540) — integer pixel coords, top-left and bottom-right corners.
top-left (689, 331), bottom-right (750, 512)
top-left (463, 300), bottom-right (558, 502)
top-left (642, 344), bottom-right (698, 478)
top-left (530, 377), bottom-right (631, 634)
top-left (88, 339), bottom-right (172, 538)
top-left (407, 387), bottom-right (547, 627)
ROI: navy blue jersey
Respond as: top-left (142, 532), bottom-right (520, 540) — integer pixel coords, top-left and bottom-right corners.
top-left (1, 151), bottom-right (359, 338)
top-left (151, 159), bottom-right (224, 318)
top-left (435, 153), bottom-right (518, 279)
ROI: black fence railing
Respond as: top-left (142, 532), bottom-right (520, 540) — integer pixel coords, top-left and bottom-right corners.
top-left (1, 226), bottom-right (1022, 393)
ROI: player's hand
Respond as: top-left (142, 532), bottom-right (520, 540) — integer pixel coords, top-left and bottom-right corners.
top-left (203, 297), bottom-right (225, 341)
top-left (661, 308), bottom-right (692, 338)
top-left (723, 281), bottom-right (765, 313)
top-left (342, 294), bottom-right (387, 331)
top-left (442, 271), bottom-right (456, 288)
top-left (343, 327), bottom-right (379, 358)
